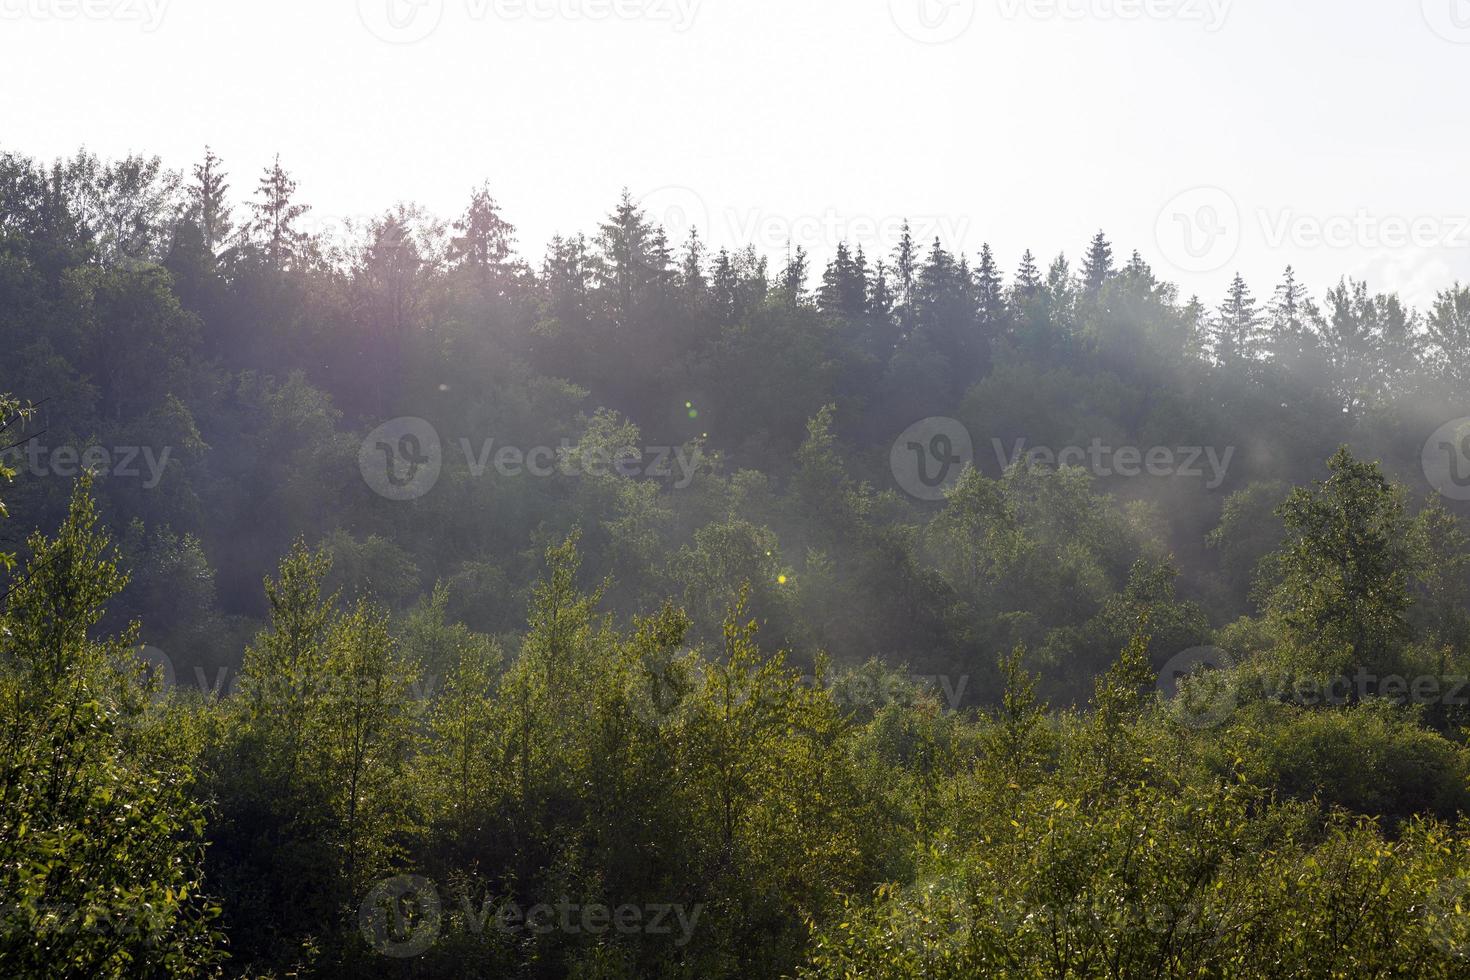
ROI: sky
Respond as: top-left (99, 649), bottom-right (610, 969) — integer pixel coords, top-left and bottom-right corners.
top-left (3, 0), bottom-right (1469, 308)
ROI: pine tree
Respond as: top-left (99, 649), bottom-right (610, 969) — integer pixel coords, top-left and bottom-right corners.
top-left (1080, 230), bottom-right (1113, 297)
top-left (778, 240), bottom-right (808, 301)
top-left (712, 248), bottom-right (738, 322)
top-left (974, 243), bottom-right (1005, 330)
top-left (868, 258), bottom-right (894, 320)
top-left (1212, 273), bottom-right (1263, 367)
top-left (817, 242), bottom-right (868, 317)
top-left (448, 181), bottom-right (516, 288)
top-left (188, 146), bottom-right (232, 254)
top-left (248, 154), bottom-right (309, 269)
top-left (1013, 249), bottom-right (1042, 301)
top-left (892, 220), bottom-right (919, 335)
top-left (681, 228), bottom-right (709, 296)
top-left (595, 188), bottom-right (660, 324)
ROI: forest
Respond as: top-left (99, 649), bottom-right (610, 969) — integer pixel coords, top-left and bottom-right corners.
top-left (3, 144), bottom-right (1470, 977)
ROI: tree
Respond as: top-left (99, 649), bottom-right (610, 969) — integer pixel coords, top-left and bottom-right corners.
top-left (1265, 448), bottom-right (1414, 677)
top-left (974, 242), bottom-right (1005, 335)
top-left (891, 221), bottom-right (919, 336)
top-left (1425, 283), bottom-right (1470, 388)
top-left (1213, 272), bottom-right (1263, 367)
top-left (248, 154), bottom-right (309, 269)
top-left (1080, 229), bottom-right (1113, 298)
top-left (0, 482), bottom-right (223, 977)
top-left (187, 145), bottom-right (232, 254)
top-left (1012, 249), bottom-right (1042, 302)
top-left (447, 181), bottom-right (516, 289)
top-left (595, 188), bottom-right (661, 325)
top-left (817, 242), bottom-right (869, 317)
top-left (778, 240), bottom-right (809, 301)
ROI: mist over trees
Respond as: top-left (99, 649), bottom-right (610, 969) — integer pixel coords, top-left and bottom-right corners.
top-left (4, 145), bottom-right (1470, 977)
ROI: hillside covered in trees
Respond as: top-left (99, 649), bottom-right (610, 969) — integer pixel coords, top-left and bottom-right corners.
top-left (4, 145), bottom-right (1470, 977)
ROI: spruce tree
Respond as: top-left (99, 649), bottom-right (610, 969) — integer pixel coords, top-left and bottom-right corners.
top-left (1213, 272), bottom-right (1263, 367)
top-left (188, 145), bottom-right (232, 255)
top-left (1080, 230), bottom-right (1113, 297)
top-left (248, 154), bottom-right (309, 269)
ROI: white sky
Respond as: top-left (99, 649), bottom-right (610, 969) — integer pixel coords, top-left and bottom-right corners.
top-left (3, 0), bottom-right (1469, 308)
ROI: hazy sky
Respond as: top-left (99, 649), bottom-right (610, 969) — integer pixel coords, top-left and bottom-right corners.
top-left (4, 0), bottom-right (1469, 308)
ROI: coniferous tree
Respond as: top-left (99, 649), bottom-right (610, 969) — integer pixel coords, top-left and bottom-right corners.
top-left (595, 189), bottom-right (661, 325)
top-left (1013, 248), bottom-right (1042, 301)
top-left (778, 240), bottom-right (808, 302)
top-left (974, 243), bottom-right (1005, 334)
top-left (187, 145), bottom-right (232, 255)
top-left (1080, 230), bottom-right (1113, 297)
top-left (891, 221), bottom-right (919, 336)
top-left (1213, 272), bottom-right (1263, 368)
top-left (248, 154), bottom-right (309, 269)
top-left (448, 181), bottom-right (516, 289)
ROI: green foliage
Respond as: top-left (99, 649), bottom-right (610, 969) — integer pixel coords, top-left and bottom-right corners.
top-left (1265, 448), bottom-right (1415, 677)
top-left (0, 482), bottom-right (223, 977)
top-left (6, 147), bottom-right (1470, 978)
